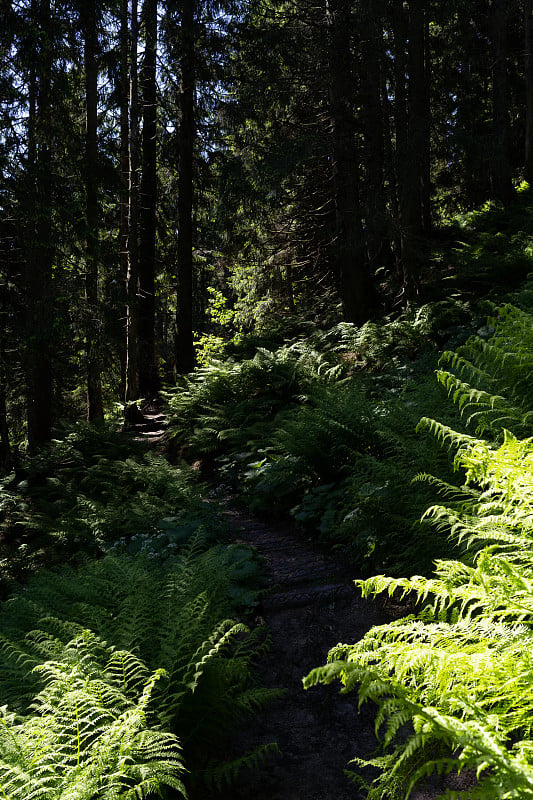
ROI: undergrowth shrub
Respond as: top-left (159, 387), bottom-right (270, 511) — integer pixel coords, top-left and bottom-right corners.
top-left (245, 369), bottom-right (461, 573)
top-left (437, 304), bottom-right (533, 438)
top-left (0, 642), bottom-right (187, 800)
top-left (165, 307), bottom-right (472, 574)
top-left (306, 301), bottom-right (533, 798)
top-left (164, 343), bottom-right (342, 459)
top-left (310, 299), bottom-right (471, 367)
top-left (447, 190), bottom-right (533, 293)
top-left (0, 422), bottom-right (213, 578)
top-left (0, 545), bottom-right (279, 796)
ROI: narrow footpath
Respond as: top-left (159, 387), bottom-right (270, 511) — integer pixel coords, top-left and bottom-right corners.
top-left (212, 497), bottom-right (386, 800)
top-left (135, 407), bottom-right (446, 800)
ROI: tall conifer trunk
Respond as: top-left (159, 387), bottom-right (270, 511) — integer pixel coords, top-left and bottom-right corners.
top-left (420, 12), bottom-right (431, 234)
top-left (83, 0), bottom-right (104, 421)
top-left (525, 0), bottom-right (533, 183)
top-left (118, 0), bottom-right (129, 397)
top-left (393, 0), bottom-right (429, 301)
top-left (360, 0), bottom-right (389, 273)
top-left (139, 0), bottom-right (159, 396)
top-left (126, 0), bottom-right (140, 400)
top-left (26, 0), bottom-right (54, 452)
top-left (0, 279), bottom-right (11, 472)
top-left (491, 0), bottom-right (513, 203)
top-left (326, 0), bottom-right (369, 325)
top-left (175, 0), bottom-right (195, 374)
top-left (0, 380), bottom-right (11, 473)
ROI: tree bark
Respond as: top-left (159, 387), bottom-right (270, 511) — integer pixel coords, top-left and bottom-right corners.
top-left (118, 0), bottom-right (129, 399)
top-left (394, 0), bottom-right (426, 301)
top-left (175, 0), bottom-right (195, 374)
top-left (421, 12), bottom-right (431, 233)
top-left (525, 0), bottom-right (533, 183)
top-left (0, 280), bottom-right (12, 473)
top-left (126, 0), bottom-right (140, 400)
top-left (326, 0), bottom-right (370, 325)
top-left (0, 382), bottom-right (11, 474)
top-left (139, 0), bottom-right (159, 396)
top-left (359, 0), bottom-right (389, 273)
top-left (491, 0), bottom-right (513, 204)
top-left (26, 0), bottom-right (54, 452)
top-left (83, 0), bottom-right (104, 421)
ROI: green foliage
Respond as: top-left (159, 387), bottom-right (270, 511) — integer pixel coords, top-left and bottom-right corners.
top-left (436, 304), bottom-right (533, 437)
top-left (0, 546), bottom-right (279, 796)
top-left (164, 342), bottom-right (340, 459)
top-left (311, 316), bottom-right (426, 369)
top-left (194, 333), bottom-right (227, 366)
top-left (166, 311), bottom-right (476, 573)
top-left (447, 193), bottom-right (533, 293)
top-left (305, 299), bottom-right (533, 798)
top-left (244, 366), bottom-right (461, 573)
top-left (0, 642), bottom-right (187, 800)
top-left (0, 423), bottom-right (212, 576)
top-left (244, 381), bottom-right (392, 510)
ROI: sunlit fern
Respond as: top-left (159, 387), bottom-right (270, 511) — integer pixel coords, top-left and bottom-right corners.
top-left (0, 631), bottom-right (187, 800)
top-left (437, 304), bottom-right (533, 437)
top-left (306, 301), bottom-right (533, 798)
top-left (0, 547), bottom-right (280, 793)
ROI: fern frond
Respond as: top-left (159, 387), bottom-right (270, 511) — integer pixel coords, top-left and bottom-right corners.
top-left (203, 742), bottom-right (280, 791)
top-left (416, 418), bottom-right (476, 453)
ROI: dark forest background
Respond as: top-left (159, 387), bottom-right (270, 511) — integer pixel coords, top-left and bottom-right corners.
top-left (1, 0), bottom-right (532, 457)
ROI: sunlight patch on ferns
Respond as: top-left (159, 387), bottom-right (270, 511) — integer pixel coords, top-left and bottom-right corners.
top-left (306, 302), bottom-right (533, 798)
top-left (0, 547), bottom-right (279, 795)
top-left (0, 640), bottom-right (187, 800)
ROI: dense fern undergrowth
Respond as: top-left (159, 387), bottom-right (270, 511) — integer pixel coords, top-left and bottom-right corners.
top-left (4, 197), bottom-right (533, 798)
top-left (303, 301), bottom-right (533, 797)
top-left (159, 193), bottom-right (533, 797)
top-left (0, 424), bottom-right (280, 798)
top-left (164, 299), bottom-right (476, 575)
top-left (164, 194), bottom-right (533, 579)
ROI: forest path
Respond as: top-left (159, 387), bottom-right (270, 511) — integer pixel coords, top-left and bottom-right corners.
top-left (208, 494), bottom-right (388, 800)
top-left (133, 413), bottom-right (438, 799)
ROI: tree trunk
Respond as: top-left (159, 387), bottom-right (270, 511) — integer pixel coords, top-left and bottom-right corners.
top-left (0, 280), bottom-right (12, 473)
top-left (394, 0), bottom-right (424, 301)
top-left (408, 0), bottom-right (431, 235)
top-left (0, 378), bottom-right (11, 474)
top-left (326, 0), bottom-right (370, 325)
top-left (525, 0), bottom-right (533, 183)
top-left (175, 0), bottom-right (195, 374)
top-left (421, 13), bottom-right (431, 233)
top-left (139, 0), bottom-right (159, 396)
top-left (359, 0), bottom-right (389, 273)
top-left (117, 0), bottom-right (129, 401)
top-left (491, 0), bottom-right (513, 204)
top-left (83, 0), bottom-right (104, 421)
top-left (126, 0), bottom-right (140, 400)
top-left (26, 0), bottom-right (54, 452)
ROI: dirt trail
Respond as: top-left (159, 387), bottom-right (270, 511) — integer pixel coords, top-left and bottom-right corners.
top-left (212, 500), bottom-right (455, 800)
top-left (211, 497), bottom-right (388, 800)
top-left (134, 410), bottom-right (441, 799)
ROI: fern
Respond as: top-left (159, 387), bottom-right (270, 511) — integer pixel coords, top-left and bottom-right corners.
top-left (164, 341), bottom-right (341, 459)
top-left (436, 305), bottom-right (533, 438)
top-left (0, 546), bottom-right (279, 794)
top-left (0, 637), bottom-right (187, 800)
top-left (306, 301), bottom-right (533, 798)
top-left (0, 426), bottom-right (213, 577)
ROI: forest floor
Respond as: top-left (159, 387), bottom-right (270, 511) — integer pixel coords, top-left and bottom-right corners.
top-left (137, 408), bottom-right (460, 800)
top-left (207, 495), bottom-right (466, 800)
top-left (208, 494), bottom-right (386, 800)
